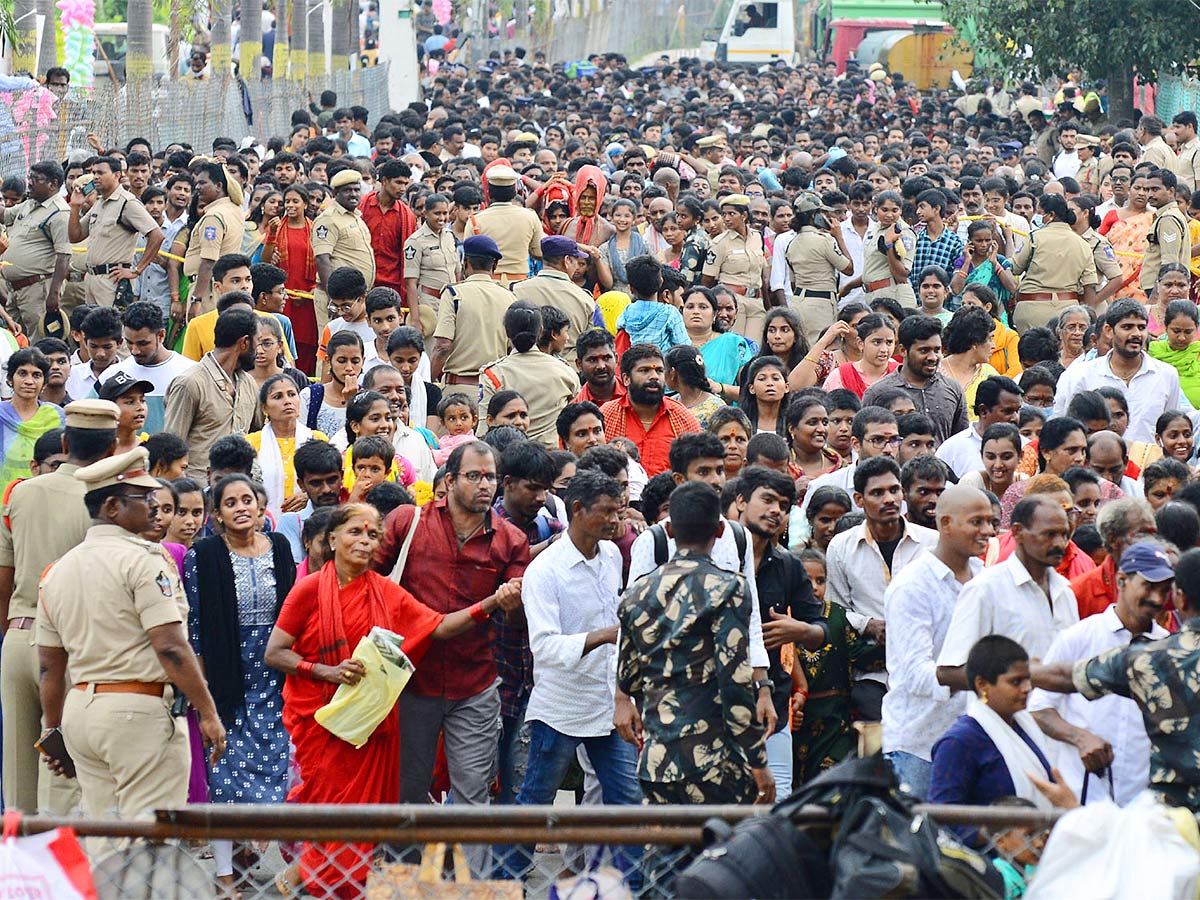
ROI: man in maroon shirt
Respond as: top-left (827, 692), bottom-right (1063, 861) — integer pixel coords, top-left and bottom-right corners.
top-left (374, 440), bottom-right (528, 811)
top-left (359, 158), bottom-right (418, 304)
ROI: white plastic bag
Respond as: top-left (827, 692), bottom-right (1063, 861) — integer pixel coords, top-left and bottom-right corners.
top-left (314, 627), bottom-right (415, 748)
top-left (0, 811), bottom-right (96, 900)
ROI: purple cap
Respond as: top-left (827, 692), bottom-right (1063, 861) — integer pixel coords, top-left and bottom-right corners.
top-left (541, 235), bottom-right (588, 259)
top-left (462, 235), bottom-right (503, 260)
top-left (1118, 541), bottom-right (1175, 582)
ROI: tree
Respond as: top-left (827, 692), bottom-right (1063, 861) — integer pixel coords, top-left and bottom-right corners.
top-left (10, 0), bottom-right (37, 75)
top-left (126, 0), bottom-right (154, 81)
top-left (239, 0), bottom-right (262, 78)
top-left (210, 0), bottom-right (233, 80)
top-left (937, 0), bottom-right (1200, 123)
top-left (36, 0), bottom-right (57, 72)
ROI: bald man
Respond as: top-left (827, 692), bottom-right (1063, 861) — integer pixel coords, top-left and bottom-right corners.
top-left (882, 485), bottom-right (995, 799)
top-left (1087, 431), bottom-right (1142, 498)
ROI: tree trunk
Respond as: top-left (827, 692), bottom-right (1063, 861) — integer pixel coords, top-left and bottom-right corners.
top-left (126, 0), bottom-right (154, 81)
top-left (346, 0), bottom-right (359, 69)
top-left (210, 0), bottom-right (234, 81)
top-left (168, 0), bottom-right (181, 79)
top-left (1106, 59), bottom-right (1136, 125)
top-left (329, 0), bottom-right (350, 72)
top-left (11, 0), bottom-right (37, 75)
top-left (273, 0), bottom-right (289, 78)
top-left (240, 0), bottom-right (263, 77)
top-left (36, 0), bottom-right (57, 73)
top-left (289, 0), bottom-right (307, 82)
top-left (307, 0), bottom-right (326, 79)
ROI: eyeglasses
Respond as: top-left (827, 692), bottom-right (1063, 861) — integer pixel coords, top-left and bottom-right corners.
top-left (119, 490), bottom-right (158, 505)
top-left (863, 435), bottom-right (903, 448)
top-left (256, 339), bottom-right (279, 350)
top-left (457, 471), bottom-right (499, 484)
top-left (327, 301), bottom-right (358, 315)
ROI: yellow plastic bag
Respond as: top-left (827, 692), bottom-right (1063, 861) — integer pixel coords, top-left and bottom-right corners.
top-left (314, 628), bottom-right (414, 748)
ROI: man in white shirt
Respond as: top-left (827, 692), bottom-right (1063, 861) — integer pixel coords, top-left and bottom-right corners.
top-left (1052, 124), bottom-right (1082, 179)
top-left (936, 375), bottom-right (1023, 478)
top-left (826, 456), bottom-right (939, 720)
top-left (883, 485), bottom-right (993, 799)
top-left (1054, 299), bottom-right (1184, 443)
top-left (100, 301), bottom-right (196, 434)
top-left (1028, 540), bottom-right (1172, 805)
top-left (937, 495), bottom-right (1080, 687)
top-left (838, 183), bottom-right (872, 307)
top-left (508, 469), bottom-right (640, 876)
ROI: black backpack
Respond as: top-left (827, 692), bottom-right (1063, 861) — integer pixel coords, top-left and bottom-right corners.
top-left (649, 520), bottom-right (748, 568)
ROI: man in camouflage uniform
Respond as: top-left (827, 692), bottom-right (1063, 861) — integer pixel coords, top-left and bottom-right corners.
top-left (1037, 542), bottom-right (1200, 811)
top-left (617, 481), bottom-right (775, 805)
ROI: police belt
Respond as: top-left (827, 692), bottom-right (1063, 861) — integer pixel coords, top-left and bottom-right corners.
top-left (445, 373), bottom-right (480, 385)
top-left (3, 273), bottom-right (50, 291)
top-left (723, 283), bottom-right (759, 298)
top-left (420, 285), bottom-right (442, 299)
top-left (791, 287), bottom-right (834, 298)
top-left (87, 262), bottom-right (130, 276)
top-left (1016, 291), bottom-right (1081, 303)
top-left (75, 681), bottom-right (166, 696)
top-left (864, 277), bottom-right (898, 292)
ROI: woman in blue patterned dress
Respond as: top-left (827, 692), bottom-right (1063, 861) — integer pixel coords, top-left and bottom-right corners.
top-left (185, 473), bottom-right (296, 897)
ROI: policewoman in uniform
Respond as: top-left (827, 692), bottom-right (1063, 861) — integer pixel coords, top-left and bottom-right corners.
top-left (0, 161), bottom-right (71, 338)
top-left (66, 156), bottom-right (163, 308)
top-left (512, 235), bottom-right (599, 364)
top-left (479, 301), bottom-right (579, 449)
top-left (1075, 135), bottom-right (1102, 195)
top-left (702, 194), bottom-right (770, 343)
top-left (782, 192), bottom-right (854, 345)
top-left (402, 192), bottom-right (459, 339)
top-left (183, 159), bottom-right (246, 317)
top-left (466, 165), bottom-right (544, 282)
top-left (311, 169), bottom-right (377, 341)
top-left (1072, 194), bottom-right (1123, 312)
top-left (856, 190), bottom-right (917, 308)
top-left (430, 235), bottom-right (516, 396)
top-left (0, 399), bottom-right (118, 814)
top-left (36, 446), bottom-right (226, 827)
top-left (1010, 193), bottom-right (1098, 332)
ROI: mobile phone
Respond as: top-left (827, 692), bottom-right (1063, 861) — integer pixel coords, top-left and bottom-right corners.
top-left (35, 728), bottom-right (77, 779)
top-left (80, 180), bottom-right (96, 197)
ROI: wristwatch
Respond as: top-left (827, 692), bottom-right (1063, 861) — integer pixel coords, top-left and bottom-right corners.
top-left (754, 678), bottom-right (774, 693)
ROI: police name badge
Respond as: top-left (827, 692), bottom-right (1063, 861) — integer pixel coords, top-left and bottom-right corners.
top-left (315, 225), bottom-right (330, 240)
top-left (203, 225), bottom-right (218, 241)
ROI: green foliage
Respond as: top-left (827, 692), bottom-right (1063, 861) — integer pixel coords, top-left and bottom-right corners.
top-left (937, 0), bottom-right (1200, 85)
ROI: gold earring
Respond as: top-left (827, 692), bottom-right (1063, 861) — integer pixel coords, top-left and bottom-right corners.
top-left (981, 691), bottom-right (989, 705)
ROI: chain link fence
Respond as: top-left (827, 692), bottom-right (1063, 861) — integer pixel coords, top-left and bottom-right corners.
top-left (0, 65), bottom-right (390, 180)
top-left (15, 800), bottom-right (1063, 899)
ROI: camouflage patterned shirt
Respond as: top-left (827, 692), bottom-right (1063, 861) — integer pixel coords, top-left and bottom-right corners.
top-left (1073, 618), bottom-right (1200, 810)
top-left (617, 549), bottom-right (767, 785)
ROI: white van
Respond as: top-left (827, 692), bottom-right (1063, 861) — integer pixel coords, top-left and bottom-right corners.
top-left (701, 0), bottom-right (796, 66)
top-left (93, 23), bottom-right (184, 81)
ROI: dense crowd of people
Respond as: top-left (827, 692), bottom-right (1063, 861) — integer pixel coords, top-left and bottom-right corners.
top-left (6, 48), bottom-right (1200, 896)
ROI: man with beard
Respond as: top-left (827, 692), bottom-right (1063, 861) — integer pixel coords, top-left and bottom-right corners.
top-left (826, 456), bottom-right (938, 720)
top-left (600, 343), bottom-right (700, 477)
top-left (901, 455), bottom-right (949, 530)
top-left (863, 316), bottom-right (969, 446)
top-left (937, 495), bottom-right (1079, 689)
top-left (574, 329), bottom-right (624, 404)
top-left (736, 466), bottom-right (828, 794)
top-left (163, 307), bottom-right (260, 479)
top-left (1054, 299), bottom-right (1183, 443)
top-left (883, 485), bottom-right (994, 800)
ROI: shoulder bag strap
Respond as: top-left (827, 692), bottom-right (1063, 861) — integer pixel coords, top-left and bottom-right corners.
top-left (388, 505), bottom-right (422, 584)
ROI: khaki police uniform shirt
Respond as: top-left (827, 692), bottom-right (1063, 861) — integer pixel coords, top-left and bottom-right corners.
top-left (1141, 202), bottom-right (1191, 290)
top-left (0, 464), bottom-right (91, 620)
top-left (1011, 221), bottom-right (1099, 294)
top-left (38, 524), bottom-right (187, 685)
top-left (162, 353), bottom-right (261, 478)
top-left (402, 223), bottom-right (458, 295)
top-left (1178, 137), bottom-right (1200, 192)
top-left (182, 196), bottom-right (246, 277)
top-left (1081, 228), bottom-right (1123, 283)
top-left (466, 202), bottom-right (544, 275)
top-left (480, 348), bottom-right (579, 448)
top-left (311, 203), bottom-right (377, 289)
top-left (1, 196), bottom-right (70, 279)
top-left (1076, 157), bottom-right (1101, 195)
top-left (1141, 136), bottom-right (1178, 176)
top-left (511, 268), bottom-right (598, 363)
top-left (78, 186), bottom-right (159, 268)
top-left (784, 225), bottom-right (847, 292)
top-left (434, 273), bottom-right (515, 376)
top-left (703, 228), bottom-right (767, 289)
top-left (860, 222), bottom-right (916, 285)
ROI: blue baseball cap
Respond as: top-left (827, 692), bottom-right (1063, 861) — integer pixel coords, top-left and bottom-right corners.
top-left (1118, 542), bottom-right (1175, 582)
top-left (462, 235), bottom-right (503, 260)
top-left (541, 235), bottom-right (587, 259)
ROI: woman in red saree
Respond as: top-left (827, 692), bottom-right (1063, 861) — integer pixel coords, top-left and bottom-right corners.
top-left (263, 184), bottom-right (320, 374)
top-left (265, 503), bottom-right (511, 898)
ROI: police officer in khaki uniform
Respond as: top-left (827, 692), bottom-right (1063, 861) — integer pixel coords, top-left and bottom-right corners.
top-left (402, 192), bottom-right (459, 339)
top-left (479, 301), bottom-right (578, 449)
top-left (0, 399), bottom-right (118, 814)
top-left (1079, 214), bottom-right (1123, 313)
top-left (183, 159), bottom-right (247, 317)
top-left (312, 168), bottom-right (377, 340)
top-left (702, 194), bottom-right (770, 342)
top-left (431, 235), bottom-right (515, 396)
top-left (1141, 169), bottom-right (1191, 294)
top-left (853, 195), bottom-right (917, 309)
top-left (1011, 194), bottom-right (1098, 332)
top-left (781, 192), bottom-right (854, 345)
top-left (0, 161), bottom-right (71, 338)
top-left (36, 446), bottom-right (226, 828)
top-left (511, 235), bottom-right (599, 364)
top-left (1075, 135), bottom-right (1102, 195)
top-left (465, 165), bottom-right (543, 281)
top-left (67, 156), bottom-right (163, 308)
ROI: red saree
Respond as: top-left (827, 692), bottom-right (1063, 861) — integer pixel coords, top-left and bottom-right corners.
top-left (277, 562), bottom-right (444, 898)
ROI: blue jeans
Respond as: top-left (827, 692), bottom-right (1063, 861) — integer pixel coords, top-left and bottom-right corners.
top-left (886, 750), bottom-right (932, 801)
top-left (496, 710), bottom-right (530, 806)
top-left (495, 720), bottom-right (643, 882)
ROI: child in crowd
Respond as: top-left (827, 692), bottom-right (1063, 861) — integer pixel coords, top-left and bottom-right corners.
top-left (297, 506), bottom-right (335, 578)
top-left (386, 326), bottom-right (442, 434)
top-left (147, 431), bottom-right (190, 479)
top-left (363, 287), bottom-right (405, 375)
top-left (433, 394), bottom-right (480, 465)
top-left (348, 435), bottom-right (401, 499)
top-left (318, 266), bottom-right (373, 378)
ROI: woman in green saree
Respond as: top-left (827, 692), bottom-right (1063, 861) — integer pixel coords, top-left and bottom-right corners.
top-left (682, 285), bottom-right (751, 404)
top-left (1149, 298), bottom-right (1200, 408)
top-left (0, 348), bottom-right (64, 489)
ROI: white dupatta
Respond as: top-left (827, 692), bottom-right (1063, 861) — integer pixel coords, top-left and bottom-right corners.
top-left (258, 420), bottom-right (315, 515)
top-left (966, 693), bottom-right (1056, 811)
